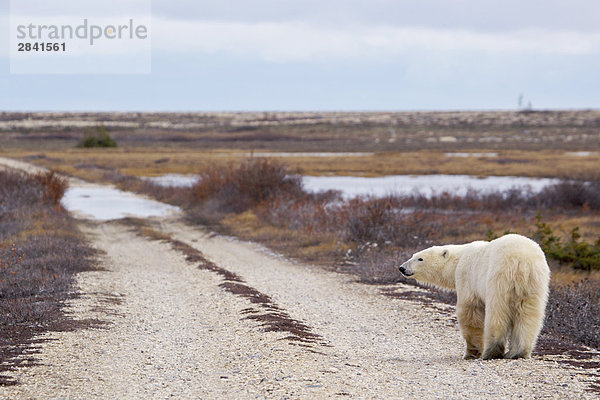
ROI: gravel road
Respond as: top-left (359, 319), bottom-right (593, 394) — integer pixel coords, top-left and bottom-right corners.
top-left (0, 157), bottom-right (598, 399)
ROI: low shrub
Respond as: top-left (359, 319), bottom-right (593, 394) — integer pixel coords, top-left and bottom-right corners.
top-left (539, 180), bottom-right (600, 210)
top-left (342, 198), bottom-right (398, 244)
top-left (545, 279), bottom-right (600, 349)
top-left (34, 170), bottom-right (68, 206)
top-left (190, 158), bottom-right (303, 214)
top-left (78, 125), bottom-right (117, 148)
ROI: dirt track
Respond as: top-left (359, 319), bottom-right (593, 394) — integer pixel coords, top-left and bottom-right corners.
top-left (0, 157), bottom-right (598, 399)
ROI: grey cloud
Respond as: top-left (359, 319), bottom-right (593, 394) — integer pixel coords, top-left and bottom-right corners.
top-left (151, 0), bottom-right (600, 32)
top-left (8, 1), bottom-right (600, 32)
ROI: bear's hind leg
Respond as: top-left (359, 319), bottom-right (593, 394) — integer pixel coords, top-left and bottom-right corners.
top-left (482, 297), bottom-right (510, 360)
top-left (457, 300), bottom-right (484, 359)
top-left (505, 296), bottom-right (545, 359)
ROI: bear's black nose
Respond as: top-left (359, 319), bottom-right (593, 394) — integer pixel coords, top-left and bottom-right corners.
top-left (398, 265), bottom-right (406, 274)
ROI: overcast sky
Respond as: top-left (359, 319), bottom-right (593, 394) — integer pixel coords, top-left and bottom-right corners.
top-left (1, 0), bottom-right (599, 111)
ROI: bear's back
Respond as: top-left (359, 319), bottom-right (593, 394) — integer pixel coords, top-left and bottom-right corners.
top-left (489, 234), bottom-right (546, 260)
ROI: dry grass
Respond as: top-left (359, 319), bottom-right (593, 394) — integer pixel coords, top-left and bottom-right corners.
top-left (222, 210), bottom-right (345, 264)
top-left (2, 148), bottom-right (600, 180)
top-left (1, 110), bottom-right (599, 181)
top-left (551, 268), bottom-right (600, 286)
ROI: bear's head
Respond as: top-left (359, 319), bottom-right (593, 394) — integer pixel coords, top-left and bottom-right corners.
top-left (398, 246), bottom-right (453, 288)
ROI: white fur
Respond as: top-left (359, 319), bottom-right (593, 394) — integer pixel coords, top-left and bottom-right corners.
top-left (398, 234), bottom-right (550, 360)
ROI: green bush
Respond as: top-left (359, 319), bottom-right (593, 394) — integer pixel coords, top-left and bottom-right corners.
top-left (78, 125), bottom-right (117, 148)
top-left (532, 215), bottom-right (600, 271)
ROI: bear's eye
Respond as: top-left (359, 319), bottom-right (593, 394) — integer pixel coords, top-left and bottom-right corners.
top-left (418, 258), bottom-right (423, 261)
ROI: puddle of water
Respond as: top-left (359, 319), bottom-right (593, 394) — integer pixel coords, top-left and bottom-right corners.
top-left (142, 174), bottom-right (199, 187)
top-left (61, 186), bottom-right (180, 220)
top-left (302, 175), bottom-right (558, 199)
top-left (565, 151), bottom-right (595, 157)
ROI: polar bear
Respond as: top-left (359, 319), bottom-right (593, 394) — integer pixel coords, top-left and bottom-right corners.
top-left (398, 234), bottom-right (550, 360)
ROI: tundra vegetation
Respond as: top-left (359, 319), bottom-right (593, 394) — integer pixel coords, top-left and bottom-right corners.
top-left (0, 170), bottom-right (97, 385)
top-left (1, 110), bottom-right (599, 357)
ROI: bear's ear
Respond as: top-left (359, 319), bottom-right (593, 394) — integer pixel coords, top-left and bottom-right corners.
top-left (441, 249), bottom-right (448, 258)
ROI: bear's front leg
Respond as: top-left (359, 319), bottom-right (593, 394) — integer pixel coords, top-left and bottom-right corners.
top-left (456, 301), bottom-right (484, 360)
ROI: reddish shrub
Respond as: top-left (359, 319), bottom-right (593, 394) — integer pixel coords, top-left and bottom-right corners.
top-left (190, 159), bottom-right (303, 213)
top-left (35, 170), bottom-right (68, 206)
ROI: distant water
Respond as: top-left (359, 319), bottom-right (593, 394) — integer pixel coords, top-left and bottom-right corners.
top-left (302, 175), bottom-right (559, 199)
top-left (142, 174), bottom-right (199, 187)
top-left (139, 173), bottom-right (559, 200)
